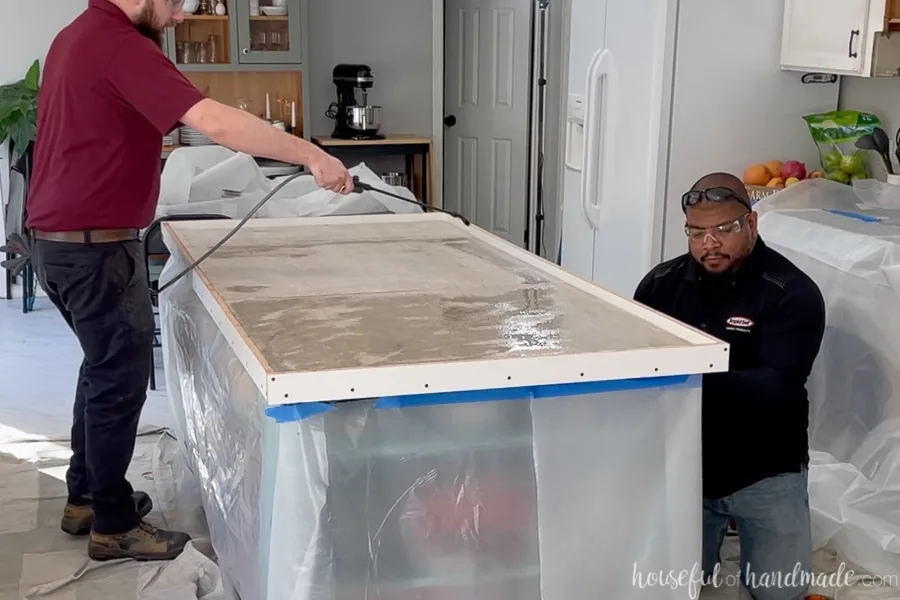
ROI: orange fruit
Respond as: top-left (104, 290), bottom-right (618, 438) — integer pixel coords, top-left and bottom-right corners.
top-left (743, 164), bottom-right (770, 186)
top-left (763, 160), bottom-right (782, 178)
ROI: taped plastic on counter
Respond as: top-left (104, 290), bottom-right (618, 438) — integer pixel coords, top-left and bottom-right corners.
top-left (158, 228), bottom-right (704, 600)
top-left (158, 146), bottom-right (421, 218)
top-left (755, 179), bottom-right (900, 580)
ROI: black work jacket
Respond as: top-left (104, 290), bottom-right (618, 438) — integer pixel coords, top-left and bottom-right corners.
top-left (634, 238), bottom-right (825, 499)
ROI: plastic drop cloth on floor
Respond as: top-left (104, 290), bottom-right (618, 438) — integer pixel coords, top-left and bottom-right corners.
top-left (157, 215), bottom-right (709, 600)
top-left (157, 145), bottom-right (421, 218)
top-left (755, 179), bottom-right (900, 581)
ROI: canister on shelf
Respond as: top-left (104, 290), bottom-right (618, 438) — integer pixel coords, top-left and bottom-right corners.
top-left (381, 172), bottom-right (409, 189)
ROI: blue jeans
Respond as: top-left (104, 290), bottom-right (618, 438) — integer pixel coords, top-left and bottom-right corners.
top-left (703, 468), bottom-right (811, 600)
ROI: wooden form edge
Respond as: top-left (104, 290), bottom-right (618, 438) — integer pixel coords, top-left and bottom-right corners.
top-left (161, 221), bottom-right (274, 390)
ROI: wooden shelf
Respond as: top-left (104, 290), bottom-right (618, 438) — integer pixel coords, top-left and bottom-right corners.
top-left (177, 64), bottom-right (302, 72)
top-left (250, 15), bottom-right (288, 21)
top-left (886, 0), bottom-right (900, 31)
top-left (183, 14), bottom-right (228, 20)
top-left (312, 134), bottom-right (432, 148)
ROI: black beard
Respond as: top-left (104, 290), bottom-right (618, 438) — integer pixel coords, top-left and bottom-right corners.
top-left (134, 4), bottom-right (164, 45)
top-left (137, 23), bottom-right (164, 46)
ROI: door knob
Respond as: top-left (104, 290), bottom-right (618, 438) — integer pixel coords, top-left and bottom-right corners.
top-left (444, 115), bottom-right (457, 127)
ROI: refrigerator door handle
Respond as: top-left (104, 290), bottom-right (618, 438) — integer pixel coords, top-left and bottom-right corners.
top-left (580, 48), bottom-right (612, 230)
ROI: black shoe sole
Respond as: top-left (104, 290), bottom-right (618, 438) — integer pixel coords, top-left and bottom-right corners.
top-left (88, 545), bottom-right (186, 562)
top-left (60, 492), bottom-right (153, 536)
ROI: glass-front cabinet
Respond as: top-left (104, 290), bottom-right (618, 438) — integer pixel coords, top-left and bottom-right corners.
top-left (171, 15), bottom-right (231, 67)
top-left (236, 0), bottom-right (303, 64)
top-left (163, 0), bottom-right (303, 67)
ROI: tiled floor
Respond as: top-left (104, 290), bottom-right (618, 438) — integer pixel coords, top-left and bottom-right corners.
top-left (700, 539), bottom-right (897, 600)
top-left (0, 297), bottom-right (226, 599)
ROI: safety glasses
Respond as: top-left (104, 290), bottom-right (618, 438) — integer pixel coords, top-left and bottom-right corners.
top-left (681, 187), bottom-right (751, 212)
top-left (684, 214), bottom-right (749, 242)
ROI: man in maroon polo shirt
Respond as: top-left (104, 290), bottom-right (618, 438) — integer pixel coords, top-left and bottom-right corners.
top-left (22, 0), bottom-right (353, 562)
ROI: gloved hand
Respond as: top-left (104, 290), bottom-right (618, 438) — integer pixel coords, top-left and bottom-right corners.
top-left (0, 232), bottom-right (32, 278)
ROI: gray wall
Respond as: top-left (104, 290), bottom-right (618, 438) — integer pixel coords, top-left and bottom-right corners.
top-left (304, 0), bottom-right (567, 259)
top-left (839, 78), bottom-right (900, 150)
top-left (307, 0), bottom-right (435, 138)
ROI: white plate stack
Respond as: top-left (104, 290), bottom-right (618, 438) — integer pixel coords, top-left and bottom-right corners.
top-left (162, 129), bottom-right (179, 147)
top-left (180, 125), bottom-right (214, 146)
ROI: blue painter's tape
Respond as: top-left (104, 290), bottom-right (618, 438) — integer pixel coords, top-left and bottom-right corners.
top-left (262, 374), bottom-right (694, 423)
top-left (264, 402), bottom-right (335, 423)
top-left (375, 374), bottom-right (690, 410)
top-left (826, 209), bottom-right (882, 223)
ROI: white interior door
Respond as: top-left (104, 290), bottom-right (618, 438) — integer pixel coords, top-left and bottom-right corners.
top-left (444, 0), bottom-right (532, 247)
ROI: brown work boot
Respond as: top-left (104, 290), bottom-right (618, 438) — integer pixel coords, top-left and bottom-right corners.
top-left (88, 521), bottom-right (191, 562)
top-left (60, 491), bottom-right (153, 536)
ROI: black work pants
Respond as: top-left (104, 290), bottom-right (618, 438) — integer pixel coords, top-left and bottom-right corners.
top-left (32, 239), bottom-right (154, 535)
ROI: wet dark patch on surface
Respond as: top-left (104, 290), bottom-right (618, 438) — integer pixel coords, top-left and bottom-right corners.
top-left (227, 285), bottom-right (267, 294)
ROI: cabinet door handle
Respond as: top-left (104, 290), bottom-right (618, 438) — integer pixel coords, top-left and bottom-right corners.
top-left (848, 29), bottom-right (859, 58)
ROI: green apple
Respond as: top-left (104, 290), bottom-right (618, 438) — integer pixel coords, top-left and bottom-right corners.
top-left (826, 169), bottom-right (850, 184)
top-left (840, 150), bottom-right (866, 174)
top-left (822, 149), bottom-right (843, 171)
top-left (850, 172), bottom-right (867, 180)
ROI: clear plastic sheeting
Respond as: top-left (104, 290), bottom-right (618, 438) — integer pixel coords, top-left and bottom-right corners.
top-left (755, 179), bottom-right (900, 580)
top-left (853, 178), bottom-right (900, 210)
top-left (158, 146), bottom-right (420, 218)
top-left (158, 217), bottom-right (708, 600)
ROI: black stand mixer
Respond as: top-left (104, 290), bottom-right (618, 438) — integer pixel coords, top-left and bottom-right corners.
top-left (326, 64), bottom-right (385, 140)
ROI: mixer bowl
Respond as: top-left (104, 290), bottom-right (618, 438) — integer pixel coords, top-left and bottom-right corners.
top-left (346, 105), bottom-right (382, 134)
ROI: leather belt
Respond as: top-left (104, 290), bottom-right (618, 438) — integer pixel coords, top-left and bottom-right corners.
top-left (32, 229), bottom-right (140, 243)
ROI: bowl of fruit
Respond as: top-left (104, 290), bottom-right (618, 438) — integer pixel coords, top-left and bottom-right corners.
top-left (742, 159), bottom-right (822, 203)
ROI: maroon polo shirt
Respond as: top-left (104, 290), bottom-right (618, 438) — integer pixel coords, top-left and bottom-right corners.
top-left (26, 0), bottom-right (207, 232)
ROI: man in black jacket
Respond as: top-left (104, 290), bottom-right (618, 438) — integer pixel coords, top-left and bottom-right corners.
top-left (633, 172), bottom-right (825, 600)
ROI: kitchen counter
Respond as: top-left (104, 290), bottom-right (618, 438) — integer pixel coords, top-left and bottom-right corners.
top-left (311, 134), bottom-right (432, 147)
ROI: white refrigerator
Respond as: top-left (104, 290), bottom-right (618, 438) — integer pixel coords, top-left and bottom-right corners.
top-left (558, 0), bottom-right (840, 297)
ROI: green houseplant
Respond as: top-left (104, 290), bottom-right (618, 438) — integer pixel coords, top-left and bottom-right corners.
top-left (0, 60), bottom-right (40, 162)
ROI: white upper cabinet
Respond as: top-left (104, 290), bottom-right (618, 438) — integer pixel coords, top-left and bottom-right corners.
top-left (780, 0), bottom-right (900, 77)
top-left (781, 0), bottom-right (870, 74)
